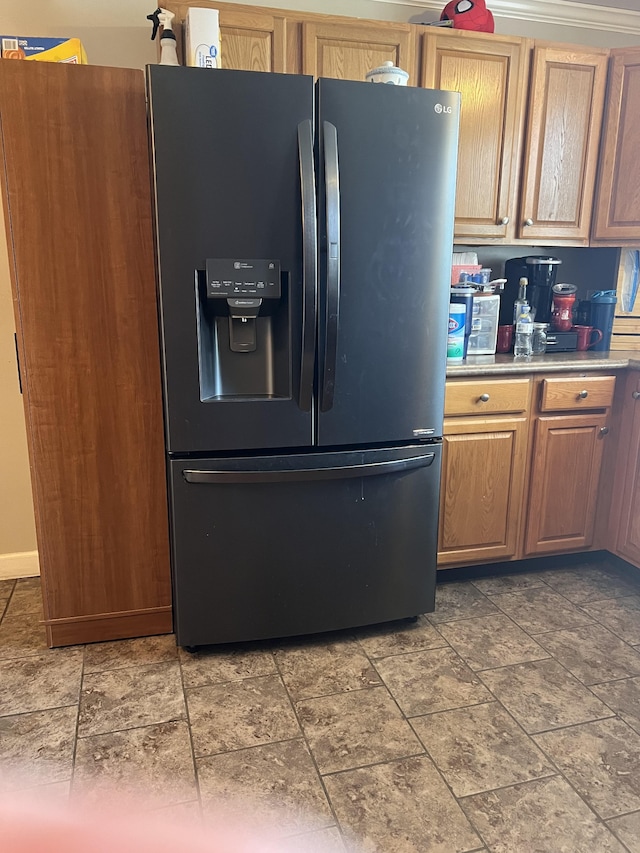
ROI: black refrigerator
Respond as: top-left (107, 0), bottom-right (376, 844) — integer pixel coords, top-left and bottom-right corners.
top-left (147, 66), bottom-right (460, 648)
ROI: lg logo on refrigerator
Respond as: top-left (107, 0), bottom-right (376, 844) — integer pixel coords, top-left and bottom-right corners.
top-left (434, 103), bottom-right (452, 114)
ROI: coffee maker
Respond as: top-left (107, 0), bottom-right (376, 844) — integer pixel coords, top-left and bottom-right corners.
top-left (502, 256), bottom-right (562, 324)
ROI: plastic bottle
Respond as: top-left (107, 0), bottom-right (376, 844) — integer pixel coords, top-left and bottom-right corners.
top-left (447, 303), bottom-right (466, 363)
top-left (147, 7), bottom-right (180, 65)
top-left (514, 304), bottom-right (534, 357)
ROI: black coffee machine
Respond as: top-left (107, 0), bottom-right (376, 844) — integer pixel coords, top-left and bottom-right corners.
top-left (501, 256), bottom-right (563, 324)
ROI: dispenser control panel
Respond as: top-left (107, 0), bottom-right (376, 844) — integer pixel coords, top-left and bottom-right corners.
top-left (206, 259), bottom-right (281, 299)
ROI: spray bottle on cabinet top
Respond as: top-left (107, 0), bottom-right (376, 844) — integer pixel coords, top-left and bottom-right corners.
top-left (147, 7), bottom-right (180, 65)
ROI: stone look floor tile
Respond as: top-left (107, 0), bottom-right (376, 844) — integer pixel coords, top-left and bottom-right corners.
top-left (78, 661), bottom-right (186, 737)
top-left (533, 717), bottom-right (640, 819)
top-left (540, 566), bottom-right (640, 604)
top-left (489, 586), bottom-right (594, 634)
top-left (471, 573), bottom-right (548, 595)
top-left (427, 582), bottom-right (500, 624)
top-left (581, 596), bottom-right (640, 645)
top-left (479, 658), bottom-right (614, 733)
top-left (323, 755), bottom-right (481, 853)
top-left (276, 826), bottom-right (346, 852)
top-left (0, 579), bottom-right (15, 603)
top-left (460, 776), bottom-right (626, 853)
top-left (72, 720), bottom-right (196, 811)
top-left (437, 614), bottom-right (550, 672)
top-left (0, 650), bottom-right (83, 716)
top-left (355, 615), bottom-right (447, 659)
top-left (83, 635), bottom-right (178, 673)
top-left (0, 615), bottom-right (49, 659)
top-left (187, 675), bottom-right (300, 758)
top-left (178, 645), bottom-right (277, 689)
top-left (536, 625), bottom-right (640, 685)
top-left (373, 647), bottom-right (493, 716)
top-left (197, 739), bottom-right (333, 837)
top-left (3, 578), bottom-right (44, 618)
top-left (297, 685), bottom-right (423, 775)
top-left (607, 811), bottom-right (640, 853)
top-left (0, 706), bottom-right (77, 791)
top-left (275, 639), bottom-right (381, 701)
top-left (591, 676), bottom-right (640, 735)
top-left (412, 701), bottom-right (554, 798)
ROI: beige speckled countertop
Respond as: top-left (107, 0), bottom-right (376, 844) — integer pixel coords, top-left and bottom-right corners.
top-left (446, 350), bottom-right (640, 377)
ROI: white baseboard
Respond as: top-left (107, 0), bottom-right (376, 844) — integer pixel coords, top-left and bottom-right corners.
top-left (0, 550), bottom-right (40, 580)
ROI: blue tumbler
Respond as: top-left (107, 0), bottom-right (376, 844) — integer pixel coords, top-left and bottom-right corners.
top-left (589, 290), bottom-right (617, 351)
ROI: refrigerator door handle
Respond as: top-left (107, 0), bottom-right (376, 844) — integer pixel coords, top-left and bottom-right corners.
top-left (321, 120), bottom-right (340, 413)
top-left (297, 120), bottom-right (317, 413)
top-left (183, 453), bottom-right (435, 484)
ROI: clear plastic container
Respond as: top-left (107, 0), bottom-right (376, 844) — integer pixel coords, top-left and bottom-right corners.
top-left (532, 322), bottom-right (548, 354)
top-left (467, 292), bottom-right (500, 355)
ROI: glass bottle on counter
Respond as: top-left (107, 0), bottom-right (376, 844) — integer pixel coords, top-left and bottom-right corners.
top-left (532, 322), bottom-right (548, 354)
top-left (514, 305), bottom-right (533, 357)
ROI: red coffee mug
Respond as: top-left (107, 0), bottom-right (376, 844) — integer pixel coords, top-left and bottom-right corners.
top-left (573, 325), bottom-right (603, 351)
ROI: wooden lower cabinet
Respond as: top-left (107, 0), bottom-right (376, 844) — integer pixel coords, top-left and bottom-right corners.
top-left (524, 414), bottom-right (609, 555)
top-left (438, 417), bottom-right (528, 566)
top-left (614, 373), bottom-right (640, 566)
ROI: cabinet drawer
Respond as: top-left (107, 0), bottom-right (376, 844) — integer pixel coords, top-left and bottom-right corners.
top-left (445, 378), bottom-right (530, 417)
top-left (539, 375), bottom-right (616, 412)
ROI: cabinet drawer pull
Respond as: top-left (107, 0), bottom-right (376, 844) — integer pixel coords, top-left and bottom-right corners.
top-left (633, 391), bottom-right (640, 400)
top-left (500, 216), bottom-right (510, 225)
top-left (600, 426), bottom-right (610, 436)
top-left (578, 390), bottom-right (589, 399)
top-left (524, 218), bottom-right (534, 227)
top-left (479, 393), bottom-right (490, 402)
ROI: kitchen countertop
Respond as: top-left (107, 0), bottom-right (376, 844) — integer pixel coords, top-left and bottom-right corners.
top-left (446, 350), bottom-right (640, 377)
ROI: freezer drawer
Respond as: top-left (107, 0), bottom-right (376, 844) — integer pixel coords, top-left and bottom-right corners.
top-left (168, 445), bottom-right (441, 647)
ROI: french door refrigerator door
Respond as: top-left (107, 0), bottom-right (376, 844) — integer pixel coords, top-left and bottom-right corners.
top-left (169, 445), bottom-right (441, 647)
top-left (147, 67), bottom-right (316, 454)
top-left (316, 79), bottom-right (460, 447)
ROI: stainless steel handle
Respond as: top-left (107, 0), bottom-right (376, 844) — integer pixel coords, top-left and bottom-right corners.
top-left (500, 216), bottom-right (510, 226)
top-left (479, 393), bottom-right (490, 402)
top-left (183, 454), bottom-right (435, 484)
top-left (297, 120), bottom-right (317, 413)
top-left (321, 120), bottom-right (340, 413)
top-left (633, 391), bottom-right (640, 400)
top-left (524, 218), bottom-right (534, 227)
top-left (578, 390), bottom-right (589, 399)
top-left (600, 427), bottom-right (609, 436)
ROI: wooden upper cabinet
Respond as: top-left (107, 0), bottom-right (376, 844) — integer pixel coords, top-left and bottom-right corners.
top-left (592, 47), bottom-right (640, 243)
top-left (302, 20), bottom-right (415, 83)
top-left (421, 30), bottom-right (529, 242)
top-left (518, 44), bottom-right (608, 244)
top-left (218, 8), bottom-right (286, 72)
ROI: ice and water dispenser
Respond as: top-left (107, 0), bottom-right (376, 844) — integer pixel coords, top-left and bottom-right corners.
top-left (196, 258), bottom-right (290, 399)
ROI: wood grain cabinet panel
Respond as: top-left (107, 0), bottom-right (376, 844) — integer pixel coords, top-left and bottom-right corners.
top-left (421, 30), bottom-right (528, 241)
top-left (519, 44), bottom-right (608, 243)
top-left (525, 414), bottom-right (608, 555)
top-left (438, 417), bottom-right (528, 565)
top-left (613, 373), bottom-right (640, 566)
top-left (592, 47), bottom-right (640, 243)
top-left (0, 62), bottom-right (171, 646)
top-left (302, 20), bottom-right (414, 83)
top-left (218, 9), bottom-right (286, 72)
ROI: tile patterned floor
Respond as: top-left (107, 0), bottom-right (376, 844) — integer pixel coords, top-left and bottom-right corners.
top-left (2, 561), bottom-right (640, 851)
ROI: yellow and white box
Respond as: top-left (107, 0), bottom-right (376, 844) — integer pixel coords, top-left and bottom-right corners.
top-left (184, 8), bottom-right (221, 69)
top-left (1, 36), bottom-right (87, 63)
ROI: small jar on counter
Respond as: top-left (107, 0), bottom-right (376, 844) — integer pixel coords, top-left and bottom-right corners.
top-left (532, 322), bottom-right (548, 354)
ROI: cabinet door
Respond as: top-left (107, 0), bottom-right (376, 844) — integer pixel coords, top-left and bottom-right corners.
top-left (438, 417), bottom-right (528, 566)
top-left (422, 30), bottom-right (528, 241)
top-left (302, 20), bottom-right (414, 83)
top-left (592, 47), bottom-right (640, 243)
top-left (616, 375), bottom-right (640, 565)
top-left (219, 8), bottom-right (286, 72)
top-left (525, 414), bottom-right (608, 555)
top-left (519, 44), bottom-right (608, 244)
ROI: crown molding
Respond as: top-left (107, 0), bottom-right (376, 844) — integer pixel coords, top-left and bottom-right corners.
top-left (372, 0), bottom-right (640, 36)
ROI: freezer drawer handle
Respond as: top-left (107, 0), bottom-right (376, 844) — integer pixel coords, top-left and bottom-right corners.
top-left (321, 120), bottom-right (340, 413)
top-left (297, 119), bottom-right (317, 413)
top-left (183, 454), bottom-right (435, 484)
